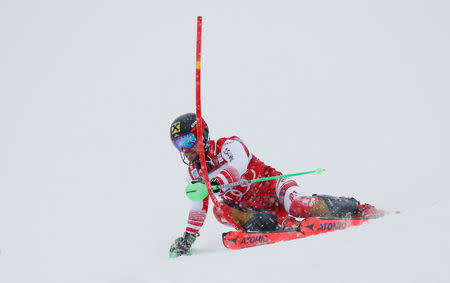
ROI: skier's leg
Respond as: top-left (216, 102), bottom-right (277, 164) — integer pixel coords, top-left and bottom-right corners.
top-left (281, 187), bottom-right (330, 217)
top-left (311, 195), bottom-right (382, 218)
top-left (240, 210), bottom-right (279, 232)
top-left (275, 178), bottom-right (361, 218)
top-left (275, 178), bottom-right (322, 217)
top-left (213, 201), bottom-right (279, 232)
top-left (312, 194), bottom-right (359, 217)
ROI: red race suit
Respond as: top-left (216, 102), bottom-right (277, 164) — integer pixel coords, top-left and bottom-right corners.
top-left (184, 136), bottom-right (310, 236)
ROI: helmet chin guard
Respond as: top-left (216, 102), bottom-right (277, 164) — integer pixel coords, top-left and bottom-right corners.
top-left (179, 145), bottom-right (212, 169)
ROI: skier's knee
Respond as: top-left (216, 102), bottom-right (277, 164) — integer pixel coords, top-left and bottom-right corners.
top-left (213, 203), bottom-right (234, 226)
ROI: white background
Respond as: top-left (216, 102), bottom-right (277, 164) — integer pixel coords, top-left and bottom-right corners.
top-left (1, 1), bottom-right (449, 282)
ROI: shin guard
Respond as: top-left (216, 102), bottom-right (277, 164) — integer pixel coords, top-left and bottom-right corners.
top-left (242, 212), bottom-right (279, 232)
top-left (213, 202), bottom-right (279, 232)
top-left (313, 194), bottom-right (359, 218)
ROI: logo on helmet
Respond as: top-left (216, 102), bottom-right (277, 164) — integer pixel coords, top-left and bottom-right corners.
top-left (171, 122), bottom-right (181, 135)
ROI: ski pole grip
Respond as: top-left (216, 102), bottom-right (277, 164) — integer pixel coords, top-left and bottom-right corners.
top-left (185, 182), bottom-right (220, 201)
top-left (185, 182), bottom-right (209, 201)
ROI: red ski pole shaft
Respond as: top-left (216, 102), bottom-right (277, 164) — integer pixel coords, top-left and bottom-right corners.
top-left (194, 17), bottom-right (244, 232)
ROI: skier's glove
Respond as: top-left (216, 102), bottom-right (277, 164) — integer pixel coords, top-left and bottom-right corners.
top-left (186, 178), bottom-right (221, 201)
top-left (169, 232), bottom-right (197, 258)
top-left (210, 177), bottom-right (221, 187)
top-left (191, 177), bottom-right (220, 192)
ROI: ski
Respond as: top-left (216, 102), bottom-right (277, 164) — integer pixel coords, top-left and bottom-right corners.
top-left (222, 217), bottom-right (372, 250)
top-left (223, 230), bottom-right (306, 250)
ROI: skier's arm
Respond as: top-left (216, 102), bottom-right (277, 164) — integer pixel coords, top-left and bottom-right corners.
top-left (170, 175), bottom-right (209, 257)
top-left (184, 171), bottom-right (209, 236)
top-left (185, 197), bottom-right (208, 236)
top-left (214, 138), bottom-right (251, 188)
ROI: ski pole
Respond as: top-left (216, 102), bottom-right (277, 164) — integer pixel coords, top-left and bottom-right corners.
top-left (185, 168), bottom-right (325, 201)
top-left (192, 16), bottom-right (245, 234)
top-left (216, 167), bottom-right (325, 190)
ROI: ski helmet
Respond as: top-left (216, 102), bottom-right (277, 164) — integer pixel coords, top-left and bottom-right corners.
top-left (170, 113), bottom-right (209, 151)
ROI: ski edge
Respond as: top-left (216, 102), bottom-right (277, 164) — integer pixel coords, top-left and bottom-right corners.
top-left (222, 216), bottom-right (380, 250)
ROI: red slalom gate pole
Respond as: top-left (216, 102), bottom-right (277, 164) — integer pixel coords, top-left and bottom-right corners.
top-left (194, 16), bottom-right (244, 232)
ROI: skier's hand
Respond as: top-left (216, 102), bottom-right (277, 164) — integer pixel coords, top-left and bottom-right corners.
top-left (191, 177), bottom-right (220, 187)
top-left (186, 178), bottom-right (221, 201)
top-left (209, 177), bottom-right (220, 187)
top-left (169, 232), bottom-right (197, 258)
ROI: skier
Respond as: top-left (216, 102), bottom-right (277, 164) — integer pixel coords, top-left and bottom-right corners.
top-left (169, 113), bottom-right (380, 256)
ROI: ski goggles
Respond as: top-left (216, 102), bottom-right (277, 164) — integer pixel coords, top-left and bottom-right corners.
top-left (172, 133), bottom-right (197, 151)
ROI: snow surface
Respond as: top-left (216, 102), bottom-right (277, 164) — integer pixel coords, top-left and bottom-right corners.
top-left (1, 1), bottom-right (450, 283)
